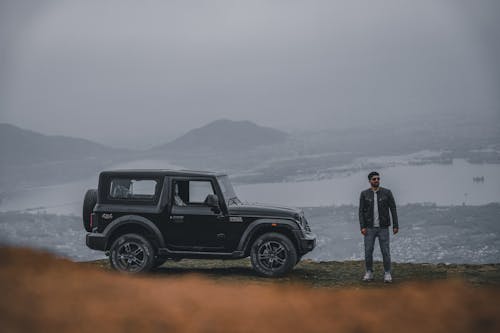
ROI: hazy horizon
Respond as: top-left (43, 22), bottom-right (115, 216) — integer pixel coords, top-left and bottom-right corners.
top-left (1, 0), bottom-right (499, 149)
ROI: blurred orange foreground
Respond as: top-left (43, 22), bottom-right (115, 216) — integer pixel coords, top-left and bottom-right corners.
top-left (0, 247), bottom-right (499, 333)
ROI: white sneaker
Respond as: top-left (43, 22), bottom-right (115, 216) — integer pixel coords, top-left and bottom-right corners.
top-left (362, 271), bottom-right (374, 281)
top-left (384, 272), bottom-right (393, 283)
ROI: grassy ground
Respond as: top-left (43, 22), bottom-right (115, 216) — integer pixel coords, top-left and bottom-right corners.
top-left (83, 258), bottom-right (500, 288)
top-left (4, 246), bottom-right (500, 333)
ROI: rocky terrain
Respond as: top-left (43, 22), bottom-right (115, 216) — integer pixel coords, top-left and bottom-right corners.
top-left (2, 204), bottom-right (499, 263)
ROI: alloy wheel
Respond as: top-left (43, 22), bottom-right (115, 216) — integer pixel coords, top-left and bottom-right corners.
top-left (257, 240), bottom-right (288, 270)
top-left (115, 241), bottom-right (147, 272)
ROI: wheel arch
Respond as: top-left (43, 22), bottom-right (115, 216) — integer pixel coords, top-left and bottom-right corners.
top-left (239, 219), bottom-right (300, 256)
top-left (103, 215), bottom-right (165, 250)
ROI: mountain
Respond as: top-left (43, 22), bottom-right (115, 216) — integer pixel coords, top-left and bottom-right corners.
top-left (0, 123), bottom-right (131, 190)
top-left (0, 123), bottom-right (128, 167)
top-left (153, 119), bottom-right (288, 153)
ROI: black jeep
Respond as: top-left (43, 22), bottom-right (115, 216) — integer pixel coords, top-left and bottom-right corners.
top-left (83, 170), bottom-right (316, 277)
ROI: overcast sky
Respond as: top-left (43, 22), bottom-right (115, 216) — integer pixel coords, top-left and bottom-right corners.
top-left (0, 0), bottom-right (499, 148)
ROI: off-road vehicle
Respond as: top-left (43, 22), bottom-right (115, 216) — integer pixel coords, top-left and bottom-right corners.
top-left (83, 170), bottom-right (316, 277)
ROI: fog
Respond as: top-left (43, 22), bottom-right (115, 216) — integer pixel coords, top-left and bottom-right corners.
top-left (1, 0), bottom-right (499, 148)
top-left (1, 1), bottom-right (500, 266)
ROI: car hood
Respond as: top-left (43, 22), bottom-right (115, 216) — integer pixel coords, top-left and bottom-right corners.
top-left (228, 203), bottom-right (302, 219)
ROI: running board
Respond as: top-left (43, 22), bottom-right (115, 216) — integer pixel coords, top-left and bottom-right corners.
top-left (158, 248), bottom-right (245, 259)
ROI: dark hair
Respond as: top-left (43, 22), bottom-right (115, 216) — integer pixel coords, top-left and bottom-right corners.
top-left (368, 171), bottom-right (379, 180)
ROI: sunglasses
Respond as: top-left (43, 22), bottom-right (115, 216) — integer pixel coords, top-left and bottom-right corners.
top-left (370, 177), bottom-right (380, 181)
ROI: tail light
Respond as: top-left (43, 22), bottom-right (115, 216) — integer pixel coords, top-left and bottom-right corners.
top-left (89, 213), bottom-right (98, 230)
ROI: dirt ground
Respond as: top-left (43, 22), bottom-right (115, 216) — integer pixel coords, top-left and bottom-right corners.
top-left (86, 256), bottom-right (500, 288)
top-left (1, 247), bottom-right (499, 333)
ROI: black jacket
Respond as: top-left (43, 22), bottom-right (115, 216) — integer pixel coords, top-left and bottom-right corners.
top-left (359, 187), bottom-right (399, 229)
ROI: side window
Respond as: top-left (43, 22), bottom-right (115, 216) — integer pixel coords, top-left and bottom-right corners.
top-left (189, 181), bottom-right (215, 203)
top-left (130, 180), bottom-right (157, 197)
top-left (109, 178), bottom-right (158, 201)
top-left (173, 181), bottom-right (188, 206)
top-left (172, 180), bottom-right (215, 206)
top-left (110, 179), bottom-right (131, 199)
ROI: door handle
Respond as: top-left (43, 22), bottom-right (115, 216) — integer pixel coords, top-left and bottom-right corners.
top-left (216, 215), bottom-right (226, 221)
top-left (170, 216), bottom-right (184, 223)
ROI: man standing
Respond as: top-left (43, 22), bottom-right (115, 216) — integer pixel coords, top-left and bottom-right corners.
top-left (359, 171), bottom-right (399, 283)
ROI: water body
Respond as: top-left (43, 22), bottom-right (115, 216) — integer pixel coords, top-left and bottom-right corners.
top-left (0, 159), bottom-right (499, 215)
top-left (0, 159), bottom-right (182, 215)
top-left (0, 158), bottom-right (499, 264)
top-left (237, 159), bottom-right (500, 207)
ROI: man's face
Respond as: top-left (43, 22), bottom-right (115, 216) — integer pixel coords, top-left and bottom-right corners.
top-left (369, 175), bottom-right (380, 188)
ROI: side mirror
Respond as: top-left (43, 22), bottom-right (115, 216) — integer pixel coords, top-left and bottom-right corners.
top-left (204, 194), bottom-right (220, 208)
top-left (204, 194), bottom-right (221, 214)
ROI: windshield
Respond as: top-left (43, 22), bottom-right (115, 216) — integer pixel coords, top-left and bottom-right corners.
top-left (217, 175), bottom-right (241, 205)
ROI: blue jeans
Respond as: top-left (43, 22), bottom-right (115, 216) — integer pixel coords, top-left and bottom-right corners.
top-left (364, 227), bottom-right (391, 273)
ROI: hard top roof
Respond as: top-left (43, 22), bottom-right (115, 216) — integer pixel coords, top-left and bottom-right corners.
top-left (100, 169), bottom-right (227, 177)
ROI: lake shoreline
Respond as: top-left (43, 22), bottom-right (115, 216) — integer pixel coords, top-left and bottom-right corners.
top-left (1, 203), bottom-right (499, 263)
top-left (1, 157), bottom-right (500, 213)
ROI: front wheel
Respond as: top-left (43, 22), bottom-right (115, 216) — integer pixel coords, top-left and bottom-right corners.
top-left (250, 232), bottom-right (297, 277)
top-left (109, 234), bottom-right (155, 273)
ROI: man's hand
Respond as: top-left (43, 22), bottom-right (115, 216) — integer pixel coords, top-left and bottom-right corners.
top-left (361, 228), bottom-right (367, 236)
top-left (393, 227), bottom-right (399, 235)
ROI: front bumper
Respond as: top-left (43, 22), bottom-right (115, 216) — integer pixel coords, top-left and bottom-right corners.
top-left (294, 230), bottom-right (317, 254)
top-left (86, 233), bottom-right (107, 251)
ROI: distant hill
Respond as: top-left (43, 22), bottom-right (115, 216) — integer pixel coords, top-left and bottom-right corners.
top-left (153, 119), bottom-right (288, 153)
top-left (0, 123), bottom-right (128, 167)
top-left (0, 123), bottom-right (131, 189)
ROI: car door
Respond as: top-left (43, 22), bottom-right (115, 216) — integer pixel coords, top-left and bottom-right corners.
top-left (166, 178), bottom-right (225, 251)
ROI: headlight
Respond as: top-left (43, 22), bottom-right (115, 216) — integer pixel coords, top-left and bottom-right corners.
top-left (292, 212), bottom-right (310, 231)
top-left (297, 212), bottom-right (312, 232)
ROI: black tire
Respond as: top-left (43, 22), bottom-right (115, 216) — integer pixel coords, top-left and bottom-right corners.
top-left (109, 233), bottom-right (155, 273)
top-left (82, 189), bottom-right (97, 232)
top-left (250, 232), bottom-right (297, 277)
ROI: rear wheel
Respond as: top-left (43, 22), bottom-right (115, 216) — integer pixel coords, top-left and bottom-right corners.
top-left (250, 232), bottom-right (297, 277)
top-left (109, 233), bottom-right (155, 273)
top-left (82, 189), bottom-right (97, 232)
